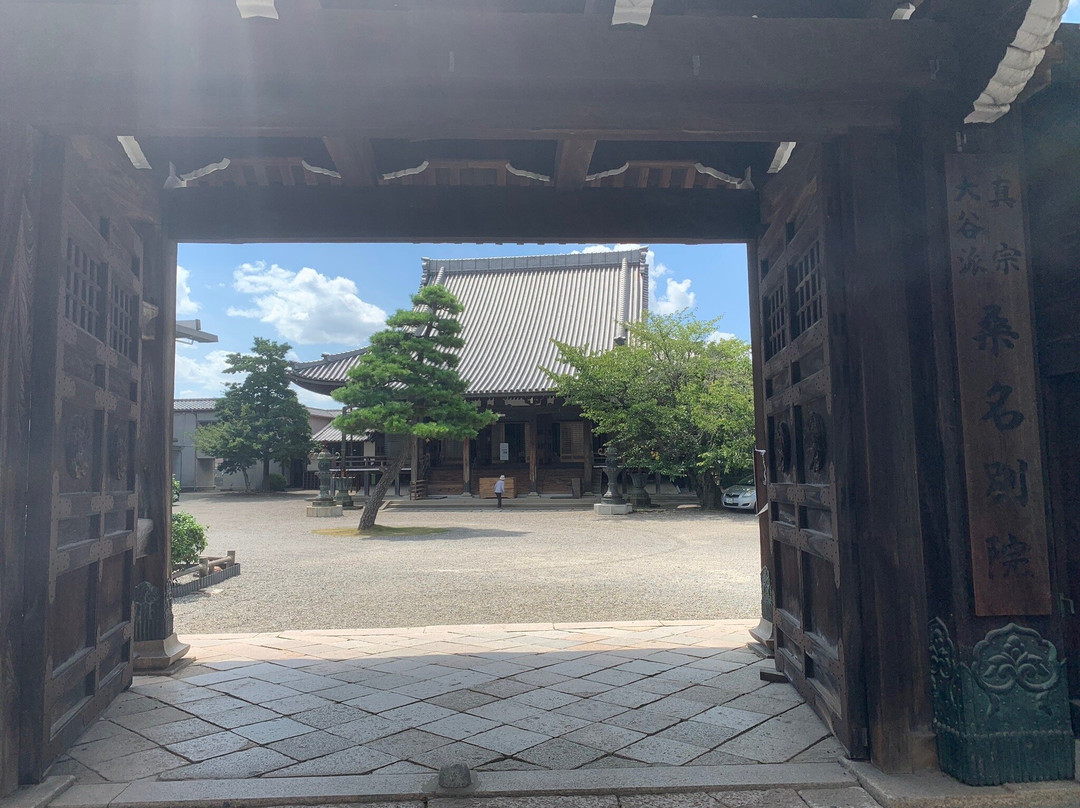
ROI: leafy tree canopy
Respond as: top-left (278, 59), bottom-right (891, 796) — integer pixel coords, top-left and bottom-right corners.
top-left (193, 337), bottom-right (314, 491)
top-left (545, 312), bottom-right (755, 507)
top-left (333, 285), bottom-right (499, 442)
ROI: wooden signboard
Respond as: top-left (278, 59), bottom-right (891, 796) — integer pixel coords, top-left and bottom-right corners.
top-left (946, 153), bottom-right (1052, 616)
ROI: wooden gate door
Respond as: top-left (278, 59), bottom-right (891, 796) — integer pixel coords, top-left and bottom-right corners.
top-left (21, 138), bottom-right (147, 778)
top-left (755, 144), bottom-right (868, 758)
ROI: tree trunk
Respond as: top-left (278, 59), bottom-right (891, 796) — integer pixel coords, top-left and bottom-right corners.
top-left (699, 472), bottom-right (722, 509)
top-left (358, 447), bottom-right (409, 530)
top-left (241, 468), bottom-right (251, 493)
top-left (262, 456), bottom-right (271, 488)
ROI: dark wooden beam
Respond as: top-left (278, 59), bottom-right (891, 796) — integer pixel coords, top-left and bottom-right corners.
top-left (0, 5), bottom-right (956, 139)
top-left (162, 185), bottom-right (759, 243)
top-left (554, 139), bottom-right (597, 190)
top-left (321, 137), bottom-right (377, 186)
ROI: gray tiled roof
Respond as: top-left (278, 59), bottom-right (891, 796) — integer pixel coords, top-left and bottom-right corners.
top-left (289, 348), bottom-right (367, 393)
top-left (312, 423), bottom-right (373, 443)
top-left (289, 248), bottom-right (649, 397)
top-left (173, 398), bottom-right (219, 412)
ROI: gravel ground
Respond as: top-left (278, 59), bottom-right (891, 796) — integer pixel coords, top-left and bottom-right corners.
top-left (172, 492), bottom-right (761, 634)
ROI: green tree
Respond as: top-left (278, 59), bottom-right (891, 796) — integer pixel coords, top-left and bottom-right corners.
top-left (546, 313), bottom-right (754, 508)
top-left (334, 285), bottom-right (500, 529)
top-left (194, 338), bottom-right (314, 492)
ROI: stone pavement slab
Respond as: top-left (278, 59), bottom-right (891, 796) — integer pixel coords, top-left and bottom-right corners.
top-left (46, 619), bottom-right (852, 799)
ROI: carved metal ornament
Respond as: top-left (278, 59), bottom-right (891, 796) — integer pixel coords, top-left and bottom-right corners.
top-left (760, 566), bottom-right (774, 622)
top-left (806, 411), bottom-right (827, 472)
top-left (133, 580), bottom-right (175, 642)
top-left (773, 419), bottom-right (792, 473)
top-left (927, 617), bottom-right (1073, 786)
top-left (65, 414), bottom-right (91, 479)
top-left (928, 618), bottom-right (962, 725)
top-left (971, 622), bottom-right (1060, 711)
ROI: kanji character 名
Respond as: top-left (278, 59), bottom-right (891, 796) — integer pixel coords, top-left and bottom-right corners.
top-left (981, 382), bottom-right (1025, 431)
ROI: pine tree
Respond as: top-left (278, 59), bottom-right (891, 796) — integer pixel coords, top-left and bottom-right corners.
top-left (334, 285), bottom-right (499, 529)
top-left (194, 338), bottom-right (313, 491)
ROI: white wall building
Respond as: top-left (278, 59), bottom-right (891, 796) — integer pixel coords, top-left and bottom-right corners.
top-left (172, 399), bottom-right (337, 490)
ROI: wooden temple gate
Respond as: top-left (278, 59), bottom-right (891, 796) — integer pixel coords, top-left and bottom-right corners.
top-left (1, 0), bottom-right (1079, 797)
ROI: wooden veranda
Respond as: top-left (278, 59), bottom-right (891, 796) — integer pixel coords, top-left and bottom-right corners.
top-left (1, 0), bottom-right (1079, 795)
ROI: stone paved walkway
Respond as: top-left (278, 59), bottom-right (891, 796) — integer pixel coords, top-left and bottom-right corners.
top-left (50, 620), bottom-right (846, 787)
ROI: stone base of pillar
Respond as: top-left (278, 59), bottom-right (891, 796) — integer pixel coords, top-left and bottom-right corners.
top-left (594, 502), bottom-right (632, 515)
top-left (306, 505), bottom-right (343, 517)
top-left (528, 491), bottom-right (540, 497)
top-left (134, 634), bottom-right (191, 672)
top-left (459, 491), bottom-right (474, 498)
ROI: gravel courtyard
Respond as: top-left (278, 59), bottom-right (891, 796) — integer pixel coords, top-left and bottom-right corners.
top-left (173, 493), bottom-right (760, 634)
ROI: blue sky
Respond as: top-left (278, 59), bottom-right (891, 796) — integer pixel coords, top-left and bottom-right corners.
top-left (175, 242), bottom-right (752, 409)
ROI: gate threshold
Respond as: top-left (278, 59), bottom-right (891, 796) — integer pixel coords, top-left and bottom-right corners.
top-left (44, 762), bottom-right (854, 807)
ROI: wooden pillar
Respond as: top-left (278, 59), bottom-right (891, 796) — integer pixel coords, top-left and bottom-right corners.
top-left (745, 237), bottom-right (774, 657)
top-left (836, 129), bottom-right (934, 772)
top-left (133, 229), bottom-right (190, 670)
top-left (0, 121), bottom-right (41, 798)
top-left (582, 421), bottom-right (593, 494)
top-left (410, 435), bottom-right (420, 498)
top-left (19, 131), bottom-right (67, 790)
top-left (527, 417), bottom-right (538, 495)
top-left (461, 436), bottom-right (472, 496)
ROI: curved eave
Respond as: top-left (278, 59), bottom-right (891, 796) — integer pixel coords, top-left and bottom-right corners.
top-left (288, 375), bottom-right (344, 397)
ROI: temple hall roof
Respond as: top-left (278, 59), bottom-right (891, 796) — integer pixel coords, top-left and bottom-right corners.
top-left (288, 248), bottom-right (649, 398)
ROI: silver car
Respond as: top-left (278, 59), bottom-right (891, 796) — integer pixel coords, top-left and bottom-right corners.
top-left (722, 476), bottom-right (758, 511)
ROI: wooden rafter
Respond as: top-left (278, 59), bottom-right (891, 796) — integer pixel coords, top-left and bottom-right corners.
top-left (321, 137), bottom-right (377, 187)
top-left (554, 139), bottom-right (597, 190)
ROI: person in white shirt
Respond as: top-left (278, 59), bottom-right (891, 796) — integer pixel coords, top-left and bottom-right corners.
top-left (494, 474), bottom-right (506, 509)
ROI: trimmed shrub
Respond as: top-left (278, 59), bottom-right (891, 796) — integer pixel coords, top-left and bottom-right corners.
top-left (172, 476), bottom-right (182, 503)
top-left (171, 511), bottom-right (208, 566)
top-left (265, 473), bottom-right (288, 491)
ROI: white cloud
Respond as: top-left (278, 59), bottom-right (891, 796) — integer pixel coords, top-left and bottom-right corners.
top-left (174, 344), bottom-right (233, 397)
top-left (228, 261), bottom-right (387, 346)
top-left (708, 330), bottom-right (737, 343)
top-left (653, 277), bottom-right (696, 314)
top-left (573, 244), bottom-right (696, 316)
top-left (176, 265), bottom-right (200, 315)
top-left (293, 387), bottom-right (341, 411)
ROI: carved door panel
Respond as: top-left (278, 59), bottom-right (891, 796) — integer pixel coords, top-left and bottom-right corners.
top-left (23, 139), bottom-right (143, 774)
top-left (757, 145), bottom-right (868, 758)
